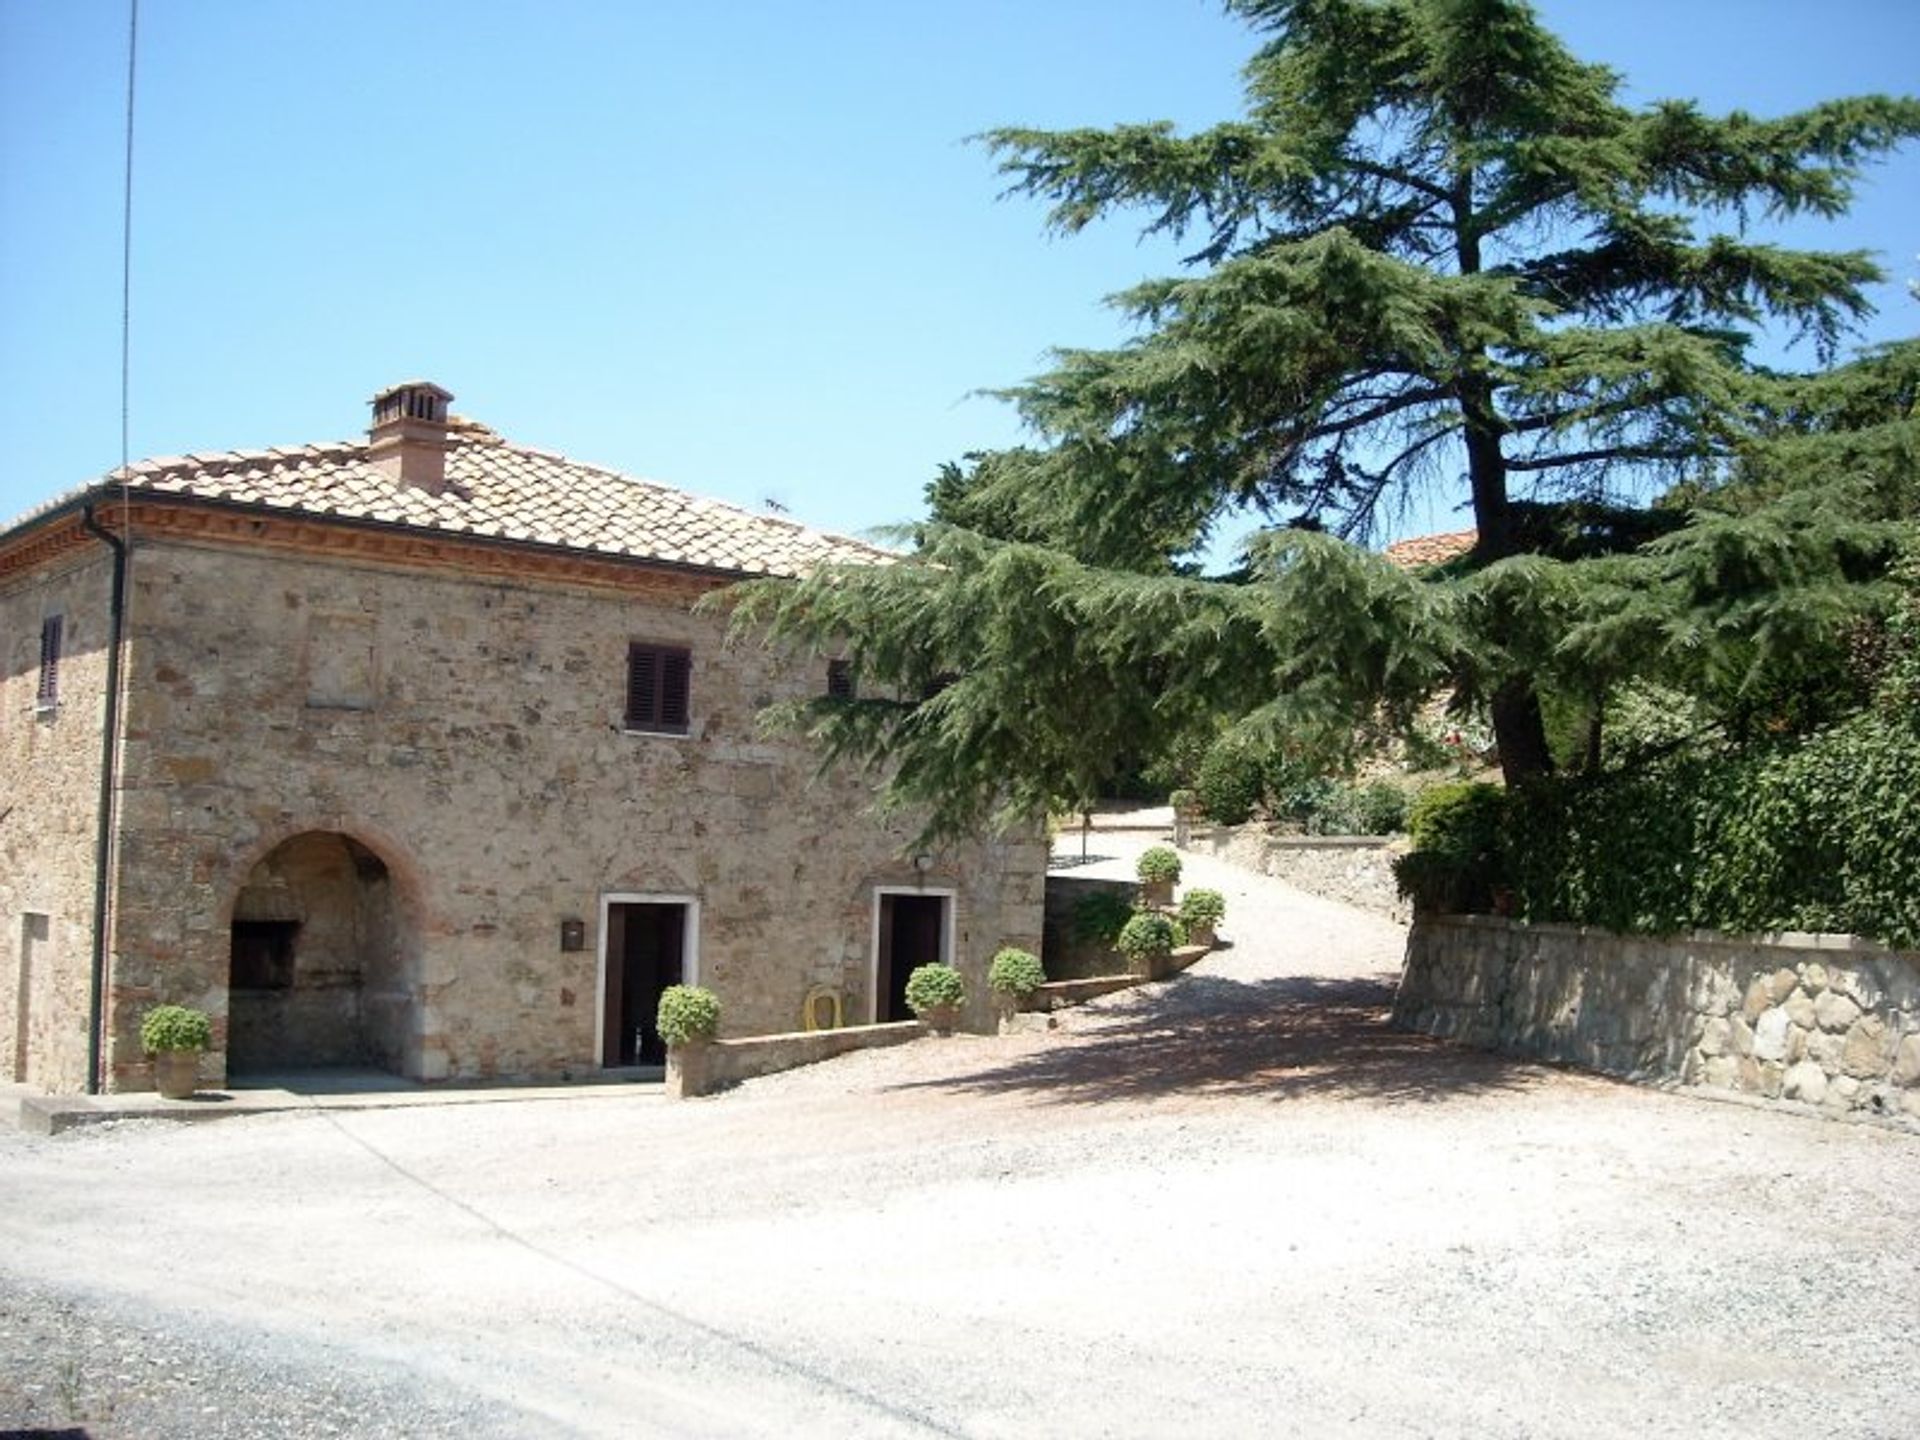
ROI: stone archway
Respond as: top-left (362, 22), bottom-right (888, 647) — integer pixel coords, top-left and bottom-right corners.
top-left (226, 831), bottom-right (411, 1075)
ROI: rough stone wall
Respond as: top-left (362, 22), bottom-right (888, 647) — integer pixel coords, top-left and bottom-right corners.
top-left (1191, 827), bottom-right (1407, 922)
top-left (100, 538), bottom-right (1045, 1089)
top-left (1396, 916), bottom-right (1920, 1128)
top-left (0, 548), bottom-right (113, 1091)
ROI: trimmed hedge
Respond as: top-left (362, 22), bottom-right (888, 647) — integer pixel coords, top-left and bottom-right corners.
top-left (1398, 713), bottom-right (1919, 947)
top-left (1506, 711), bottom-right (1920, 947)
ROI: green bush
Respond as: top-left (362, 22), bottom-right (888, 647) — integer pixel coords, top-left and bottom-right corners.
top-left (1407, 781), bottom-right (1507, 856)
top-left (903, 963), bottom-right (966, 1015)
top-left (1396, 781), bottom-right (1511, 914)
top-left (1343, 781), bottom-right (1409, 835)
top-left (1115, 911), bottom-right (1176, 960)
top-left (1072, 890), bottom-right (1135, 945)
top-left (1168, 787), bottom-right (1198, 814)
top-left (140, 1005), bottom-right (212, 1054)
top-left (1506, 710), bottom-right (1920, 946)
top-left (987, 947), bottom-right (1046, 998)
top-left (655, 985), bottom-right (721, 1045)
top-left (1177, 888), bottom-right (1226, 928)
top-left (1194, 739), bottom-right (1265, 824)
top-left (1136, 846), bottom-right (1182, 885)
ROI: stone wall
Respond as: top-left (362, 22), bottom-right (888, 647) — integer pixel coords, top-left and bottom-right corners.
top-left (1041, 874), bottom-right (1137, 980)
top-left (1190, 826), bottom-right (1407, 921)
top-left (0, 546), bottom-right (114, 1091)
top-left (1396, 915), bottom-right (1920, 1127)
top-left (83, 536), bottom-right (1044, 1089)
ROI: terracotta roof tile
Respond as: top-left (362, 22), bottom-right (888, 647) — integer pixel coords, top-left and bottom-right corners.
top-left (1383, 529), bottom-right (1476, 569)
top-left (12, 420), bottom-right (894, 580)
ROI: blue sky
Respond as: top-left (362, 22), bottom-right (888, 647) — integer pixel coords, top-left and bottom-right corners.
top-left (3, 0), bottom-right (1916, 555)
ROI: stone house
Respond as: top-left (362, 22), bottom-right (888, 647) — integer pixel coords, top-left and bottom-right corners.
top-left (1, 382), bottom-right (1046, 1094)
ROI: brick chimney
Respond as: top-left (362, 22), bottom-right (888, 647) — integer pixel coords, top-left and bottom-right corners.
top-left (366, 381), bottom-right (454, 493)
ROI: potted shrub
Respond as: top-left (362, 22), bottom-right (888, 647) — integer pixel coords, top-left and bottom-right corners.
top-left (987, 947), bottom-right (1047, 1024)
top-left (903, 962), bottom-right (966, 1036)
top-left (657, 984), bottom-right (721, 1098)
top-left (140, 1004), bottom-right (212, 1099)
top-left (1177, 888), bottom-right (1226, 948)
top-left (1115, 911), bottom-right (1176, 980)
top-left (1136, 845), bottom-right (1182, 908)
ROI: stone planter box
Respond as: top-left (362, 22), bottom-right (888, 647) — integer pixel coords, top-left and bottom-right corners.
top-left (665, 1021), bottom-right (925, 1099)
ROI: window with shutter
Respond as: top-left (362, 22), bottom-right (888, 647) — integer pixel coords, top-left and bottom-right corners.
top-left (36, 615), bottom-right (63, 712)
top-left (626, 643), bottom-right (692, 735)
top-left (827, 658), bottom-right (855, 700)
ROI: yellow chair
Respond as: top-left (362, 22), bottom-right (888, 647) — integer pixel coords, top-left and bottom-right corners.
top-left (801, 985), bottom-right (844, 1031)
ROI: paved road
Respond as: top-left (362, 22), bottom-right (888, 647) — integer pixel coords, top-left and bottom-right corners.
top-left (3, 839), bottom-right (1916, 1438)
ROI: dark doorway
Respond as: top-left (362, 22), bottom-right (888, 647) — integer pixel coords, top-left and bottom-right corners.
top-left (876, 892), bottom-right (949, 1022)
top-left (603, 902), bottom-right (688, 1066)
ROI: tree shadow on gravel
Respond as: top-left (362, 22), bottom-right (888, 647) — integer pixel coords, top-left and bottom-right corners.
top-left (887, 973), bottom-right (1538, 1108)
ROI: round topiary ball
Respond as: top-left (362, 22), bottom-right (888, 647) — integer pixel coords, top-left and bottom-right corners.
top-left (656, 984), bottom-right (721, 1045)
top-left (987, 947), bottom-right (1046, 998)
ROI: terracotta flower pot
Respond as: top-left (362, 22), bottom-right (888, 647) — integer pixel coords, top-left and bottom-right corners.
top-left (918, 1003), bottom-right (960, 1037)
top-left (152, 1050), bottom-right (200, 1100)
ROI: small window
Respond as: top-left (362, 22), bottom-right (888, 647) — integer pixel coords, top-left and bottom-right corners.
top-left (826, 658), bottom-right (856, 700)
top-left (231, 921), bottom-right (298, 991)
top-left (626, 643), bottom-right (692, 734)
top-left (36, 614), bottom-right (63, 711)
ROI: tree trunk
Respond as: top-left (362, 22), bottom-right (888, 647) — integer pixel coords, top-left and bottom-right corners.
top-left (1456, 176), bottom-right (1555, 786)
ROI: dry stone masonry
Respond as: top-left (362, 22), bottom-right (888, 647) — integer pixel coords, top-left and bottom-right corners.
top-left (1396, 916), bottom-right (1920, 1128)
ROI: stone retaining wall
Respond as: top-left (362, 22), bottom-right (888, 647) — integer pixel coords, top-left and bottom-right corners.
top-left (1042, 874), bottom-right (1138, 980)
top-left (1189, 827), bottom-right (1406, 921)
top-left (1395, 915), bottom-right (1920, 1127)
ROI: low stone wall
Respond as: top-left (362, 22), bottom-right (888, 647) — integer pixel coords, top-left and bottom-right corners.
top-left (1025, 945), bottom-right (1211, 1012)
top-left (1395, 915), bottom-right (1920, 1127)
top-left (1191, 827), bottom-right (1406, 921)
top-left (669, 1021), bottom-right (926, 1097)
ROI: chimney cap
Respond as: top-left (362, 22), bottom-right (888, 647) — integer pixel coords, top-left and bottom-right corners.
top-left (369, 380), bottom-right (453, 424)
top-left (367, 381), bottom-right (455, 492)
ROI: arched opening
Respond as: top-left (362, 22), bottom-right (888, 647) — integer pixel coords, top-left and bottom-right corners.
top-left (226, 832), bottom-right (411, 1076)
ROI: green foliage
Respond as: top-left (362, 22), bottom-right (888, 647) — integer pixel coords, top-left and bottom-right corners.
top-left (1506, 705), bottom-right (1920, 947)
top-left (723, 2), bottom-right (1919, 838)
top-left (1177, 888), bottom-right (1226, 929)
top-left (1194, 738), bottom-right (1266, 824)
top-left (903, 963), bottom-right (966, 1015)
top-left (656, 985), bottom-right (721, 1045)
top-left (1073, 889), bottom-right (1136, 945)
top-left (1397, 782), bottom-right (1511, 913)
top-left (1406, 782), bottom-right (1507, 857)
top-left (1343, 782), bottom-right (1409, 836)
top-left (1115, 912), bottom-right (1177, 960)
top-left (140, 1005), bottom-right (211, 1054)
top-left (988, 947), bottom-right (1047, 999)
top-left (1168, 787), bottom-right (1198, 814)
top-left (1136, 845), bottom-right (1182, 884)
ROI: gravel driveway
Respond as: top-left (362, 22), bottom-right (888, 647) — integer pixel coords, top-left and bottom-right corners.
top-left (3, 836), bottom-right (1916, 1439)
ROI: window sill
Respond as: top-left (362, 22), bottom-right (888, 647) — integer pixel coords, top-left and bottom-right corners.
top-left (622, 726), bottom-right (694, 741)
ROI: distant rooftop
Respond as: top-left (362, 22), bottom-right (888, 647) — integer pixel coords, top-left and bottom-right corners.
top-left (1382, 529), bottom-right (1476, 569)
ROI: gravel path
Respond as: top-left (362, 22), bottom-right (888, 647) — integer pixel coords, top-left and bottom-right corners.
top-left (3, 838), bottom-right (1916, 1438)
